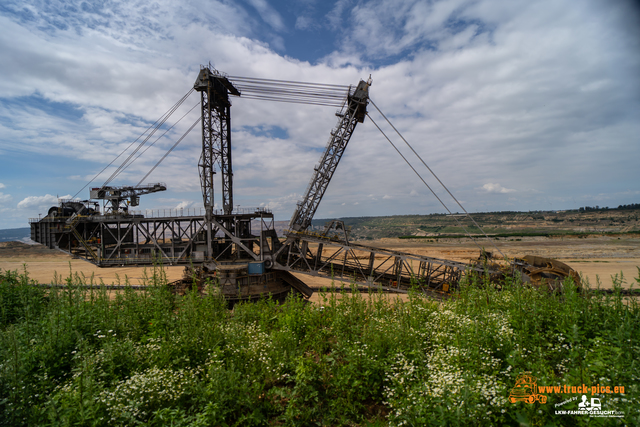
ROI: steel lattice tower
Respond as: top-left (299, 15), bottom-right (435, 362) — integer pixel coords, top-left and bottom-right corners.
top-left (193, 66), bottom-right (240, 254)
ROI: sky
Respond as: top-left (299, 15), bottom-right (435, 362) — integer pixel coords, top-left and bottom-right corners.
top-left (0, 0), bottom-right (639, 230)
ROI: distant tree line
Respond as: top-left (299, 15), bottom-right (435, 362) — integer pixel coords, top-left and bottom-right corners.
top-left (579, 206), bottom-right (607, 212)
top-left (616, 203), bottom-right (640, 210)
top-left (578, 203), bottom-right (640, 212)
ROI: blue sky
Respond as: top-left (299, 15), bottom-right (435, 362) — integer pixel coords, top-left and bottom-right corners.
top-left (0, 0), bottom-right (639, 229)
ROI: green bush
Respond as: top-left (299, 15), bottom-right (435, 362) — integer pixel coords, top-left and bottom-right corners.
top-left (0, 266), bottom-right (638, 426)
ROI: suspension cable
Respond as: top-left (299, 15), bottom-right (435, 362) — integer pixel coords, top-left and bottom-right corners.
top-left (369, 99), bottom-right (505, 258)
top-left (228, 75), bottom-right (351, 107)
top-left (102, 88), bottom-right (194, 187)
top-left (128, 101), bottom-right (200, 175)
top-left (136, 116), bottom-right (201, 186)
top-left (71, 88), bottom-right (194, 199)
top-left (366, 113), bottom-right (490, 254)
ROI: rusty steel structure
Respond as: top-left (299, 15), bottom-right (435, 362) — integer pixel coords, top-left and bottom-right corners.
top-left (30, 65), bottom-right (580, 301)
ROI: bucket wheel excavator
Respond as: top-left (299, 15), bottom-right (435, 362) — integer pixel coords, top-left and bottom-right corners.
top-left (30, 65), bottom-right (580, 302)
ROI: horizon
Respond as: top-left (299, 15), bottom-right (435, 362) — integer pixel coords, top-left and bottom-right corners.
top-left (3, 201), bottom-right (639, 233)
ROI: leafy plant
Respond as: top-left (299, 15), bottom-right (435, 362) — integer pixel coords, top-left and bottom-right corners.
top-left (0, 266), bottom-right (638, 426)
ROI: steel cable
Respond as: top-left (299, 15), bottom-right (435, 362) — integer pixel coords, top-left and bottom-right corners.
top-left (367, 109), bottom-right (504, 256)
top-left (369, 99), bottom-right (505, 258)
top-left (102, 88), bottom-right (195, 187)
top-left (129, 101), bottom-right (200, 176)
top-left (72, 88), bottom-right (194, 199)
top-left (228, 75), bottom-right (351, 106)
top-left (136, 117), bottom-right (201, 186)
top-left (366, 112), bottom-right (490, 255)
top-left (75, 76), bottom-right (347, 202)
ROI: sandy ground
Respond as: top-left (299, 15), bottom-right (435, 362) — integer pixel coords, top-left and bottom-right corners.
top-left (1, 236), bottom-right (638, 292)
top-left (367, 236), bottom-right (640, 289)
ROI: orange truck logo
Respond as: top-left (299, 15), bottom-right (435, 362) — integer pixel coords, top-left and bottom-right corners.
top-left (509, 372), bottom-right (547, 404)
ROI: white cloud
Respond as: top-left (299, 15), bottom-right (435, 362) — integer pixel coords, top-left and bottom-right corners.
top-left (0, 193), bottom-right (12, 204)
top-left (175, 200), bottom-right (194, 210)
top-left (295, 16), bottom-right (312, 30)
top-left (247, 0), bottom-right (285, 31)
top-left (17, 194), bottom-right (71, 209)
top-left (0, 0), bottom-right (639, 229)
top-left (327, 0), bottom-right (352, 30)
top-left (257, 193), bottom-right (302, 215)
top-left (341, 0), bottom-right (470, 59)
top-left (481, 183), bottom-right (516, 194)
top-left (0, 183), bottom-right (4, 188)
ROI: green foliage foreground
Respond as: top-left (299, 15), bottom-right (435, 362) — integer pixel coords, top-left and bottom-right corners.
top-left (0, 267), bottom-right (639, 426)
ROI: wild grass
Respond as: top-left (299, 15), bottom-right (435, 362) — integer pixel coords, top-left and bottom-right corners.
top-left (0, 265), bottom-right (638, 426)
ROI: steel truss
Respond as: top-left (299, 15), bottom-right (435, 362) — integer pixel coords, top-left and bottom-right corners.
top-left (272, 231), bottom-right (467, 294)
top-left (194, 67), bottom-right (239, 216)
top-left (289, 79), bottom-right (371, 232)
top-left (194, 66), bottom-right (240, 258)
top-left (32, 211), bottom-right (275, 267)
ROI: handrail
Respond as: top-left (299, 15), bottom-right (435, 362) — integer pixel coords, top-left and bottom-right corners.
top-left (29, 206), bottom-right (273, 223)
